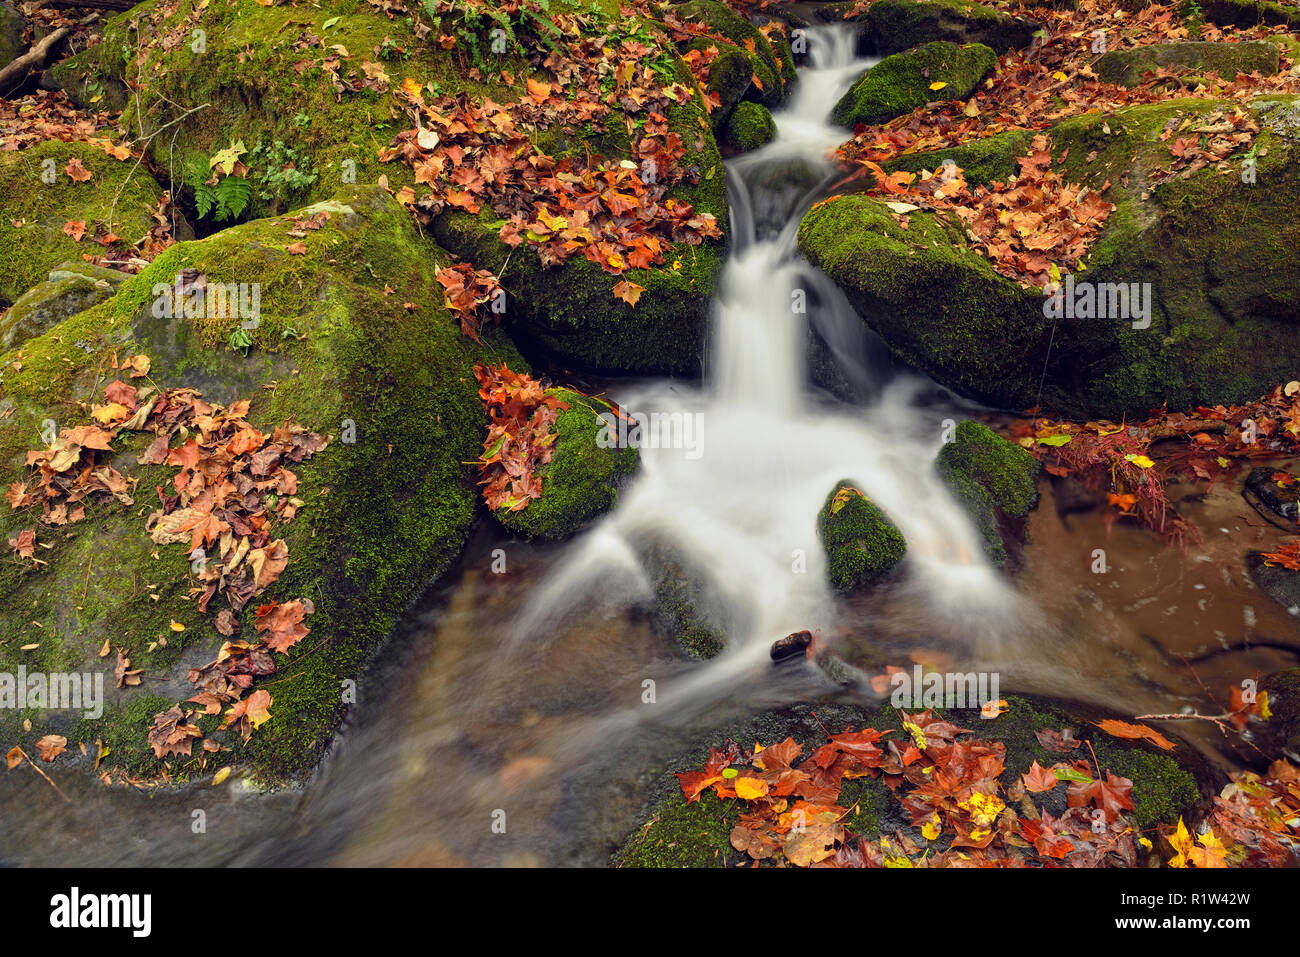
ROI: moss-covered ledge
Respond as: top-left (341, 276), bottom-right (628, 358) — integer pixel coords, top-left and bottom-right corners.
top-left (0, 185), bottom-right (521, 786)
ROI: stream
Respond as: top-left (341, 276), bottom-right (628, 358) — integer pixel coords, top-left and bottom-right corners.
top-left (2, 26), bottom-right (1298, 868)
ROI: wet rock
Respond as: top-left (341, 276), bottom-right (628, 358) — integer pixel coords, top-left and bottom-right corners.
top-left (1261, 667), bottom-right (1300, 762)
top-left (770, 629), bottom-right (813, 662)
top-left (724, 101), bottom-right (776, 152)
top-left (936, 420), bottom-right (1042, 567)
top-left (644, 542), bottom-right (729, 659)
top-left (0, 2), bottom-right (23, 68)
top-left (1203, 0), bottom-right (1300, 30)
top-left (493, 389), bottom-right (638, 541)
top-left (1094, 39), bottom-right (1280, 87)
top-left (832, 40), bottom-right (998, 128)
top-left (1243, 465), bottom-right (1299, 526)
top-left (862, 0), bottom-right (1039, 55)
top-left (800, 97), bottom-right (1300, 418)
top-left (817, 479), bottom-right (907, 590)
top-left (0, 262), bottom-right (127, 351)
top-left (1246, 551), bottom-right (1300, 616)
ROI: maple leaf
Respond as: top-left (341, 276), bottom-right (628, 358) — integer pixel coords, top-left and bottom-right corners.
top-left (612, 280), bottom-right (646, 306)
top-left (1021, 760), bottom-right (1060, 793)
top-left (62, 220), bottom-right (86, 242)
top-left (1035, 726), bottom-right (1083, 752)
top-left (1067, 771), bottom-right (1136, 823)
top-left (254, 598), bottom-right (313, 654)
top-left (65, 158), bottom-right (93, 182)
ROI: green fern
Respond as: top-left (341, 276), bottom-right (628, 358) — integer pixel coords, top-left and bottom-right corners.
top-left (193, 175), bottom-right (252, 223)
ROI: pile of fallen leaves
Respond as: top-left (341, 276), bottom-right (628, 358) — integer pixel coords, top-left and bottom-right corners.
top-left (473, 363), bottom-right (567, 512)
top-left (436, 262), bottom-right (503, 339)
top-left (1008, 381), bottom-right (1300, 542)
top-left (379, 4), bottom-right (722, 286)
top-left (677, 709), bottom-right (1166, 867)
top-left (1173, 758), bottom-right (1300, 867)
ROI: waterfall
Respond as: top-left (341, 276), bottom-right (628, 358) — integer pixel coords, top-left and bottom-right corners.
top-left (512, 27), bottom-right (1021, 697)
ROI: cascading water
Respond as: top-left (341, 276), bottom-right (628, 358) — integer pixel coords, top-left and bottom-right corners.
top-left (512, 26), bottom-right (1025, 707)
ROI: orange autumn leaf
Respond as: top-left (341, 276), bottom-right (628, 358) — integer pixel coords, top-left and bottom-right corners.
top-left (612, 280), bottom-right (645, 307)
top-left (1093, 719), bottom-right (1176, 751)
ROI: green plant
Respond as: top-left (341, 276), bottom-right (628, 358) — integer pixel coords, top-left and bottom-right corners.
top-left (227, 326), bottom-right (253, 355)
top-left (192, 170), bottom-right (253, 222)
top-left (247, 139), bottom-right (319, 210)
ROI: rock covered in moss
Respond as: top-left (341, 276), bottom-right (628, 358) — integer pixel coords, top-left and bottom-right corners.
top-left (1203, 0), bottom-right (1300, 30)
top-left (0, 140), bottom-right (170, 304)
top-left (863, 0), bottom-right (1038, 55)
top-left (494, 388), bottom-right (638, 541)
top-left (817, 479), bottom-right (906, 591)
top-left (646, 542), bottom-right (729, 659)
top-left (1, 262), bottom-right (127, 350)
top-left (832, 40), bottom-right (997, 128)
top-left (0, 2), bottom-right (23, 67)
top-left (614, 695), bottom-right (1211, 866)
top-left (803, 97), bottom-right (1300, 418)
top-left (0, 185), bottom-right (522, 785)
top-left (672, 0), bottom-right (790, 118)
top-left (1094, 39), bottom-right (1280, 87)
top-left (882, 127), bottom-right (1031, 186)
top-left (723, 100), bottom-right (776, 152)
top-left (1261, 668), bottom-right (1300, 761)
top-left (936, 420), bottom-right (1041, 566)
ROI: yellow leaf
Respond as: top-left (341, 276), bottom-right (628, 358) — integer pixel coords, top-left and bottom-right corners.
top-left (91, 402), bottom-right (129, 424)
top-left (1053, 71), bottom-right (1069, 82)
top-left (921, 812), bottom-right (942, 840)
top-left (1168, 816), bottom-right (1193, 867)
top-left (929, 81), bottom-right (948, 91)
top-left (212, 766), bottom-right (231, 785)
top-left (1125, 453), bottom-right (1155, 468)
top-left (734, 776), bottom-right (769, 800)
top-left (170, 620), bottom-right (185, 632)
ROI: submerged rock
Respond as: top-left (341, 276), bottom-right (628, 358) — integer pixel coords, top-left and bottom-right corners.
top-left (1094, 39), bottom-right (1280, 87)
top-left (1, 262), bottom-right (127, 351)
top-left (937, 420), bottom-right (1041, 567)
top-left (0, 185), bottom-right (521, 784)
top-left (817, 479), bottom-right (907, 590)
top-left (493, 388), bottom-right (638, 541)
top-left (862, 0), bottom-right (1039, 55)
top-left (1243, 465), bottom-right (1299, 527)
top-left (802, 97), bottom-right (1300, 418)
top-left (832, 40), bottom-right (997, 128)
top-left (770, 629), bottom-right (813, 662)
top-left (645, 542), bottom-right (729, 659)
top-left (0, 140), bottom-right (170, 305)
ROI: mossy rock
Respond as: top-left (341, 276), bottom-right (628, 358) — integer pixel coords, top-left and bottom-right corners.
top-left (0, 140), bottom-right (171, 305)
top-left (723, 100), bottom-right (776, 152)
top-left (1094, 39), bottom-right (1280, 87)
top-left (0, 185), bottom-right (523, 785)
top-left (936, 419), bottom-right (1041, 566)
top-left (671, 0), bottom-right (789, 111)
top-left (494, 388), bottom-right (638, 540)
top-left (0, 2), bottom-right (23, 67)
top-left (802, 97), bottom-right (1300, 417)
top-left (1, 262), bottom-right (127, 351)
top-left (817, 479), bottom-right (907, 591)
top-left (882, 127), bottom-right (1032, 187)
top-left (1202, 0), bottom-right (1300, 30)
top-left (832, 40), bottom-right (997, 129)
top-left (646, 542), bottom-right (729, 659)
top-left (614, 695), bottom-right (1212, 866)
top-left (1261, 667), bottom-right (1300, 761)
top-left (863, 0), bottom-right (1039, 55)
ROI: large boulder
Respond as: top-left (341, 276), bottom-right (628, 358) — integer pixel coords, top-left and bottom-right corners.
top-left (832, 40), bottom-right (998, 129)
top-left (802, 96), bottom-right (1300, 417)
top-left (862, 0), bottom-right (1039, 55)
top-left (723, 100), bottom-right (776, 152)
top-left (1094, 39), bottom-right (1281, 87)
top-left (0, 186), bottom-right (524, 784)
top-left (0, 139), bottom-right (170, 305)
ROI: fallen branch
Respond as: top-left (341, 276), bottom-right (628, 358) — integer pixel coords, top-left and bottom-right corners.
top-left (43, 0), bottom-right (139, 8)
top-left (0, 27), bottom-right (72, 93)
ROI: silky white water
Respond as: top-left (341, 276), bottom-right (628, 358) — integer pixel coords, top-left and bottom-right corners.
top-left (513, 26), bottom-right (1023, 706)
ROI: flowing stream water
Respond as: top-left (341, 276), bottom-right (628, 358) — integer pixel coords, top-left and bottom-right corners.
top-left (3, 27), bottom-right (1298, 867)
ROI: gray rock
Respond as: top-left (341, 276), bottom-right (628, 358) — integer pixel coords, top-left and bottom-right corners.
top-left (0, 261), bottom-right (127, 350)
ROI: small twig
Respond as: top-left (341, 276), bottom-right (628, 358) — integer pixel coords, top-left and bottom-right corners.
top-left (10, 748), bottom-right (73, 804)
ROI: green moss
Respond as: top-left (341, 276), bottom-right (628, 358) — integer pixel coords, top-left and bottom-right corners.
top-left (495, 388), bottom-right (638, 540)
top-left (817, 479), bottom-right (906, 591)
top-left (883, 128), bottom-right (1031, 187)
top-left (0, 140), bottom-right (167, 304)
top-left (863, 0), bottom-right (1038, 55)
top-left (831, 40), bottom-right (997, 129)
top-left (615, 789), bottom-right (739, 867)
top-left (0, 185), bottom-right (522, 785)
top-left (652, 551), bottom-right (728, 659)
top-left (1094, 39), bottom-right (1279, 88)
top-left (938, 420), bottom-right (1039, 517)
top-left (1202, 0), bottom-right (1300, 30)
top-left (723, 101), bottom-right (775, 152)
top-left (673, 0), bottom-right (786, 105)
